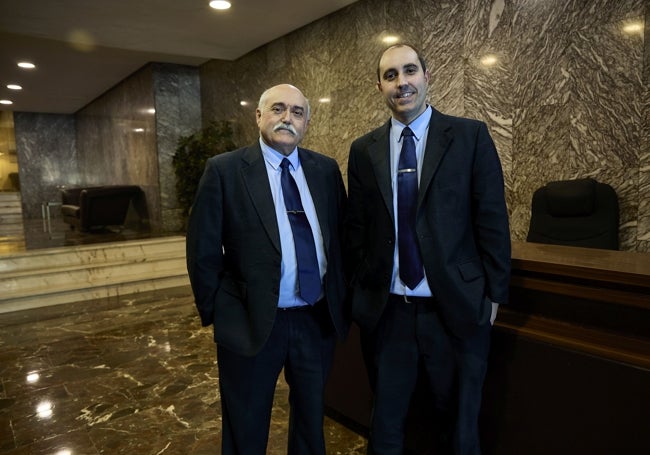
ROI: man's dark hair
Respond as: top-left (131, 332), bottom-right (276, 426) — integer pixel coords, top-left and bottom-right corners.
top-left (376, 43), bottom-right (427, 81)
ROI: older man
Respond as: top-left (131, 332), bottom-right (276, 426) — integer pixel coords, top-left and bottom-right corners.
top-left (187, 84), bottom-right (348, 454)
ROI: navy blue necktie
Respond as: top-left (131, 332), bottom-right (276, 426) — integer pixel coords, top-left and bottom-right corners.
top-left (279, 158), bottom-right (321, 304)
top-left (398, 127), bottom-right (424, 289)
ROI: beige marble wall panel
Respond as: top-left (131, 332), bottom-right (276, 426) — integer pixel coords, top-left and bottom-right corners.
top-left (200, 51), bottom-right (268, 148)
top-left (463, 0), bottom-right (514, 221)
top-left (639, 6), bottom-right (650, 251)
top-left (508, 0), bottom-right (588, 243)
top-left (200, 0), bottom-right (650, 252)
top-left (510, 1), bottom-right (645, 250)
top-left (566, 15), bottom-right (644, 250)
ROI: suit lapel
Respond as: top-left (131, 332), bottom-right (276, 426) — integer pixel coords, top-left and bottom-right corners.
top-left (369, 121), bottom-right (394, 220)
top-left (418, 109), bottom-right (452, 208)
top-left (241, 144), bottom-right (282, 254)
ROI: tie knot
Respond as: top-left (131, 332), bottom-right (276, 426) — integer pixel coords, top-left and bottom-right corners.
top-left (401, 127), bottom-right (414, 138)
top-left (280, 158), bottom-right (292, 170)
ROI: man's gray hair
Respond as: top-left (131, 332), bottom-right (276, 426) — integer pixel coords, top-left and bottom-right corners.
top-left (258, 85), bottom-right (311, 120)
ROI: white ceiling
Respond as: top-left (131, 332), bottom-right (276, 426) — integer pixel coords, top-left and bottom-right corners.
top-left (0, 0), bottom-right (358, 114)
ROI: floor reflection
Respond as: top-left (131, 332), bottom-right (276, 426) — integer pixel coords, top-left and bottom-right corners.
top-left (0, 190), bottom-right (165, 255)
top-left (0, 287), bottom-right (367, 454)
top-left (1, 216), bottom-right (163, 255)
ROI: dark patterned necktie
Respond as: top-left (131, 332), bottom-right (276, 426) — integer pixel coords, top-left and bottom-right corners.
top-left (398, 127), bottom-right (424, 289)
top-left (279, 158), bottom-right (321, 304)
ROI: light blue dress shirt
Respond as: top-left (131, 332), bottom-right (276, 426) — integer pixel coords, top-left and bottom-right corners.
top-left (389, 106), bottom-right (434, 298)
top-left (259, 138), bottom-right (326, 308)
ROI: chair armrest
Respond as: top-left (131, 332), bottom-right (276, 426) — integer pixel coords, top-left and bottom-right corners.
top-left (61, 188), bottom-right (84, 205)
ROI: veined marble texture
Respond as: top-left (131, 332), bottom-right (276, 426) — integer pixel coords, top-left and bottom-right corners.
top-left (508, 0), bottom-right (646, 250)
top-left (152, 63), bottom-right (201, 233)
top-left (200, 0), bottom-right (650, 252)
top-left (73, 62), bottom-right (202, 234)
top-left (7, 0), bottom-right (649, 251)
top-left (13, 113), bottom-right (77, 219)
top-left (0, 287), bottom-right (367, 454)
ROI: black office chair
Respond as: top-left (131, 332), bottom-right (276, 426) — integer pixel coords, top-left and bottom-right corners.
top-left (526, 178), bottom-right (619, 250)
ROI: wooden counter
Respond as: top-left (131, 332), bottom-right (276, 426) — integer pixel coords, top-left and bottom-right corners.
top-left (503, 241), bottom-right (649, 369)
top-left (324, 241), bottom-right (650, 454)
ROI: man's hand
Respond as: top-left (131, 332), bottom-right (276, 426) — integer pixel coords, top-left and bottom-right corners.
top-left (490, 302), bottom-right (499, 325)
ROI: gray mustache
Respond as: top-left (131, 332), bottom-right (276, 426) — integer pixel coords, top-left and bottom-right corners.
top-left (273, 124), bottom-right (297, 135)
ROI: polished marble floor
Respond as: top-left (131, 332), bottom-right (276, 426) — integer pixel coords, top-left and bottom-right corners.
top-left (0, 199), bottom-right (366, 453)
top-left (0, 287), bottom-right (367, 454)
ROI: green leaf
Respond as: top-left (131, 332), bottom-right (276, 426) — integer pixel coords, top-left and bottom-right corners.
top-left (172, 121), bottom-right (236, 225)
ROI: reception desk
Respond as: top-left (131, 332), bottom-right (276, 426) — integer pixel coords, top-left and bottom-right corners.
top-left (324, 241), bottom-right (650, 454)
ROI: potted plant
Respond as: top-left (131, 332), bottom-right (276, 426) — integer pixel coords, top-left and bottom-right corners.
top-left (172, 120), bottom-right (236, 226)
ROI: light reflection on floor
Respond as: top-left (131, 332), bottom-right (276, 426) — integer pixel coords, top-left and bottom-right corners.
top-left (0, 287), bottom-right (367, 454)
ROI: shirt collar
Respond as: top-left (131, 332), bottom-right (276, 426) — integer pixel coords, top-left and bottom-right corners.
top-left (391, 105), bottom-right (432, 141)
top-left (259, 137), bottom-right (300, 171)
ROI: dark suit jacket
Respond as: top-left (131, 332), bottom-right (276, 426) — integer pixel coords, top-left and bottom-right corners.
top-left (346, 108), bottom-right (511, 339)
top-left (187, 142), bottom-right (348, 356)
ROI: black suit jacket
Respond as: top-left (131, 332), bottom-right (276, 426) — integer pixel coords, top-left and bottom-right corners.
top-left (346, 108), bottom-right (511, 339)
top-left (187, 142), bottom-right (348, 356)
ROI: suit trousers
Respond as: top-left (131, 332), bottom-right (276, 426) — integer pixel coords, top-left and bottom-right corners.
top-left (217, 303), bottom-right (336, 455)
top-left (364, 295), bottom-right (492, 455)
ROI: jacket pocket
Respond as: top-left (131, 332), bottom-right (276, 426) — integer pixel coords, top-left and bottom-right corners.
top-left (457, 258), bottom-right (484, 282)
top-left (218, 274), bottom-right (247, 300)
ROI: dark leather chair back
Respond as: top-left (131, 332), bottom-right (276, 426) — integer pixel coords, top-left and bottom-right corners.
top-left (526, 178), bottom-right (619, 250)
top-left (80, 186), bottom-right (140, 229)
top-left (61, 185), bottom-right (142, 231)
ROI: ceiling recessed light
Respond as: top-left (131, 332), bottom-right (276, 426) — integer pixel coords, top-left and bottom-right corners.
top-left (382, 35), bottom-right (399, 44)
top-left (240, 101), bottom-right (248, 106)
top-left (318, 98), bottom-right (331, 103)
top-left (7, 84), bottom-right (22, 90)
top-left (0, 100), bottom-right (13, 105)
top-left (209, 1), bottom-right (231, 10)
top-left (17, 62), bottom-right (36, 69)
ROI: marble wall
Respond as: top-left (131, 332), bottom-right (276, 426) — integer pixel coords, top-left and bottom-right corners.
top-left (12, 63), bottom-right (201, 232)
top-left (152, 63), bottom-right (202, 232)
top-left (76, 65), bottom-right (160, 230)
top-left (13, 112), bottom-right (77, 218)
top-left (200, 0), bottom-right (650, 252)
top-left (75, 63), bottom-right (200, 232)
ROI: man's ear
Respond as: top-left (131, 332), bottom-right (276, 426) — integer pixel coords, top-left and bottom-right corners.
top-left (376, 80), bottom-right (383, 92)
